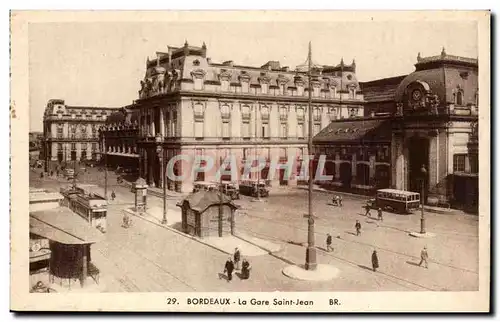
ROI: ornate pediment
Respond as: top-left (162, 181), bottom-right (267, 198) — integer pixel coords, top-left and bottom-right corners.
top-left (218, 69), bottom-right (233, 82)
top-left (191, 69), bottom-right (206, 79)
top-left (238, 71), bottom-right (251, 83)
top-left (258, 72), bottom-right (271, 84)
top-left (276, 74), bottom-right (290, 85)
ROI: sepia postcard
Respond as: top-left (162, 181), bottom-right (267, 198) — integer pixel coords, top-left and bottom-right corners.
top-left (10, 10), bottom-right (490, 312)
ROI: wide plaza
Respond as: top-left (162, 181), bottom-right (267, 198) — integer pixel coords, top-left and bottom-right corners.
top-left (30, 165), bottom-right (479, 292)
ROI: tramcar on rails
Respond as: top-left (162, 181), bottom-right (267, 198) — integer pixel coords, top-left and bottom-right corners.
top-left (374, 189), bottom-right (421, 214)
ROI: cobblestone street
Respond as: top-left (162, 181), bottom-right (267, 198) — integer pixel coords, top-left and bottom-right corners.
top-left (30, 168), bottom-right (479, 292)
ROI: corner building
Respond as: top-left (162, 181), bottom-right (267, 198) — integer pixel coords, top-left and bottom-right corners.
top-left (133, 42), bottom-right (364, 193)
top-left (42, 99), bottom-right (120, 170)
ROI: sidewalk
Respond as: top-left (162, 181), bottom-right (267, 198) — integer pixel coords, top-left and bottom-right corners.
top-left (125, 205), bottom-right (282, 257)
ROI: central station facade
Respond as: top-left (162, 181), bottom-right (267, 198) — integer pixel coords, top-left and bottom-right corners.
top-left (42, 43), bottom-right (479, 212)
top-left (130, 42), bottom-right (364, 193)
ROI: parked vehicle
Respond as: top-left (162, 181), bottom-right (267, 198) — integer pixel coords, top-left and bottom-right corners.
top-left (374, 189), bottom-right (421, 214)
top-left (192, 181), bottom-right (218, 193)
top-left (65, 168), bottom-right (75, 180)
top-left (239, 180), bottom-right (269, 198)
top-left (218, 181), bottom-right (240, 200)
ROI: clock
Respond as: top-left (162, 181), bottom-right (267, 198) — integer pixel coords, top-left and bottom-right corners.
top-left (412, 89), bottom-right (422, 101)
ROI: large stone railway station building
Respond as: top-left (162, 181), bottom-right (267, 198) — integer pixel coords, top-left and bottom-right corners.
top-left (42, 43), bottom-right (479, 212)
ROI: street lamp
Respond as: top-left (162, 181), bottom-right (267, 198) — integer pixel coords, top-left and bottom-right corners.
top-left (155, 133), bottom-right (167, 225)
top-left (420, 164), bottom-right (427, 234)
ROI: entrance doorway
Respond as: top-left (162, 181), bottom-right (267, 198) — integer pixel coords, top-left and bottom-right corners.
top-left (408, 136), bottom-right (429, 199)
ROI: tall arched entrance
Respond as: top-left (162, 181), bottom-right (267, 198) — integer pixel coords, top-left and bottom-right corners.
top-left (339, 162), bottom-right (352, 188)
top-left (408, 136), bottom-right (429, 199)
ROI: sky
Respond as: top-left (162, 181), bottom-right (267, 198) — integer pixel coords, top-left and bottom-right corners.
top-left (28, 20), bottom-right (478, 131)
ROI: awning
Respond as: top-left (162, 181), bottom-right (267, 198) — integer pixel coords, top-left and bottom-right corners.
top-left (313, 118), bottom-right (392, 144)
top-left (30, 207), bottom-right (103, 245)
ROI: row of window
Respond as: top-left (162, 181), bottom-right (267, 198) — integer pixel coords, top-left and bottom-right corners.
top-left (195, 147), bottom-right (306, 161)
top-left (57, 143), bottom-right (98, 151)
top-left (54, 114), bottom-right (108, 120)
top-left (193, 78), bottom-right (357, 99)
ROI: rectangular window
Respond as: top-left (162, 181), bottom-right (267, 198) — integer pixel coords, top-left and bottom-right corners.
top-left (222, 121), bottom-right (230, 138)
top-left (297, 123), bottom-right (304, 138)
top-left (453, 154), bottom-right (467, 172)
top-left (221, 81), bottom-right (229, 92)
top-left (469, 155), bottom-right (478, 174)
top-left (241, 82), bottom-right (249, 93)
top-left (71, 143), bottom-right (76, 150)
top-left (261, 123), bottom-right (270, 138)
top-left (194, 78), bottom-right (203, 91)
top-left (313, 87), bottom-right (320, 97)
top-left (195, 121), bottom-right (204, 138)
top-left (92, 143), bottom-right (97, 151)
top-left (242, 121), bottom-right (250, 138)
top-left (280, 123), bottom-right (287, 138)
top-left (261, 83), bottom-right (268, 94)
top-left (313, 124), bottom-right (321, 136)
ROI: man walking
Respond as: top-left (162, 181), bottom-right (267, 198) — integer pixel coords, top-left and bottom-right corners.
top-left (377, 208), bottom-right (383, 221)
top-left (371, 250), bottom-right (379, 272)
top-left (326, 233), bottom-right (333, 252)
top-left (419, 247), bottom-right (429, 268)
top-left (234, 247), bottom-right (241, 270)
top-left (111, 190), bottom-right (116, 201)
top-left (364, 204), bottom-right (372, 217)
top-left (355, 220), bottom-right (362, 236)
top-left (338, 195), bottom-right (343, 207)
top-left (224, 257), bottom-right (235, 282)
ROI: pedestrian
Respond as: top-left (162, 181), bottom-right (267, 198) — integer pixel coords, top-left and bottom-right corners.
top-left (111, 190), bottom-right (116, 201)
top-left (371, 250), bottom-right (379, 272)
top-left (50, 170), bottom-right (54, 177)
top-left (40, 172), bottom-right (44, 179)
top-left (224, 257), bottom-right (235, 282)
top-left (326, 233), bottom-right (333, 252)
top-left (338, 195), bottom-right (343, 207)
top-left (241, 259), bottom-right (251, 280)
top-left (364, 204), bottom-right (372, 217)
top-left (377, 208), bottom-right (383, 221)
top-left (355, 220), bottom-right (362, 236)
top-left (419, 246), bottom-right (429, 269)
top-left (234, 247), bottom-right (241, 270)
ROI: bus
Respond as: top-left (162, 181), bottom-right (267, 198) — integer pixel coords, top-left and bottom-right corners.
top-left (373, 189), bottom-right (421, 214)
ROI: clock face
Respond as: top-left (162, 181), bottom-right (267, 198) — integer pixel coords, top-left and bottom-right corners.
top-left (412, 89), bottom-right (422, 101)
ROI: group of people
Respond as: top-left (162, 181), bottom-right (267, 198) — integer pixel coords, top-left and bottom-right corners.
top-left (332, 195), bottom-right (343, 207)
top-left (223, 248), bottom-right (251, 282)
top-left (364, 204), bottom-right (384, 221)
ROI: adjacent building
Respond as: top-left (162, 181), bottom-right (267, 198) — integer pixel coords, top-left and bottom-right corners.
top-left (314, 49), bottom-right (479, 211)
top-left (42, 99), bottom-right (120, 171)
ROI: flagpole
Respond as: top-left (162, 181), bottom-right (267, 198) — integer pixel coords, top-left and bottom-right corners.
top-left (305, 41), bottom-right (317, 271)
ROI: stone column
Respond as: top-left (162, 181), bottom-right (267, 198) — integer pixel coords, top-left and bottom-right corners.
top-left (335, 153), bottom-right (340, 181)
top-left (51, 143), bottom-right (57, 161)
top-left (150, 108), bottom-right (156, 136)
top-left (369, 155), bottom-right (376, 186)
top-left (428, 133), bottom-right (439, 192)
top-left (351, 153), bottom-right (357, 184)
top-left (160, 107), bottom-right (165, 137)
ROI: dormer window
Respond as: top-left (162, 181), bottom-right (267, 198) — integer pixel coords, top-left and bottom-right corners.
top-left (456, 90), bottom-right (464, 106)
top-left (349, 87), bottom-right (356, 99)
top-left (261, 83), bottom-right (268, 94)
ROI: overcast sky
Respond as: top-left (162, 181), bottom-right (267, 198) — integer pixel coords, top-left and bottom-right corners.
top-left (28, 20), bottom-right (478, 131)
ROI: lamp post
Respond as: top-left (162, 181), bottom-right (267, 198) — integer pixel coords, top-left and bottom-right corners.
top-left (155, 133), bottom-right (167, 225)
top-left (305, 41), bottom-right (317, 271)
top-left (420, 164), bottom-right (427, 234)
